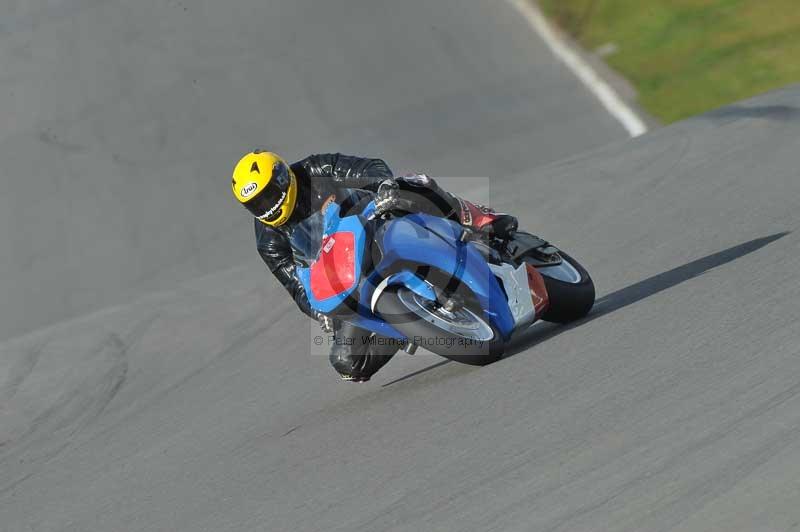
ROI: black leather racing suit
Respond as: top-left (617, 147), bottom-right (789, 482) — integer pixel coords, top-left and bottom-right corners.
top-left (255, 153), bottom-right (459, 381)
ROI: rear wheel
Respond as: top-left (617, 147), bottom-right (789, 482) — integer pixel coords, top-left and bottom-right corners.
top-left (528, 251), bottom-right (595, 323)
top-left (375, 286), bottom-right (504, 365)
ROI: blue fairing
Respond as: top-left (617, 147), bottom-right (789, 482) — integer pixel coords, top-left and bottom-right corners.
top-left (376, 213), bottom-right (515, 339)
top-left (297, 201), bottom-right (515, 341)
top-left (296, 203), bottom-right (367, 314)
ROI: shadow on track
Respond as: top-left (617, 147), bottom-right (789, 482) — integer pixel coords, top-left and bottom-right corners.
top-left (504, 231), bottom-right (790, 357)
top-left (383, 232), bottom-right (789, 384)
top-left (382, 360), bottom-right (452, 387)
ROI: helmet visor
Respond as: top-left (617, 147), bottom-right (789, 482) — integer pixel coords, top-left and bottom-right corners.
top-left (243, 161), bottom-right (292, 223)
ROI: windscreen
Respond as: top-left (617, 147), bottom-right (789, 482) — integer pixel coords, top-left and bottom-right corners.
top-left (288, 188), bottom-right (372, 266)
top-left (289, 211), bottom-right (326, 265)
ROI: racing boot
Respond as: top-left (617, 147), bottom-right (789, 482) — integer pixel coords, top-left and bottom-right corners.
top-left (453, 197), bottom-right (518, 240)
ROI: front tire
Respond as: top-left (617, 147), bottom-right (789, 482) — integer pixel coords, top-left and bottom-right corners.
top-left (375, 286), bottom-right (504, 365)
top-left (530, 251), bottom-right (595, 323)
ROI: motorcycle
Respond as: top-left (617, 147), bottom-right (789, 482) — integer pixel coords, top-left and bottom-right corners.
top-left (291, 189), bottom-right (595, 365)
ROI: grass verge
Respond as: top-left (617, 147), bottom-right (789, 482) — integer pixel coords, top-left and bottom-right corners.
top-left (539, 0), bottom-right (800, 122)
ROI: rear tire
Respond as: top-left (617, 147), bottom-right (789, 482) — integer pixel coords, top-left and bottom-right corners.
top-left (530, 251), bottom-right (595, 323)
top-left (375, 286), bottom-right (504, 365)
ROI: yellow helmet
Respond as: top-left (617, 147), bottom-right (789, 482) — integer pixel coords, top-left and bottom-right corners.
top-left (231, 150), bottom-right (298, 227)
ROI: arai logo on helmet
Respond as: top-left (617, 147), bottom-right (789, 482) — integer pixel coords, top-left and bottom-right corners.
top-left (240, 182), bottom-right (258, 198)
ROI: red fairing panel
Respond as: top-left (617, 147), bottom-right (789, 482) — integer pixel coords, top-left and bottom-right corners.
top-left (310, 232), bottom-right (356, 300)
top-left (525, 264), bottom-right (550, 317)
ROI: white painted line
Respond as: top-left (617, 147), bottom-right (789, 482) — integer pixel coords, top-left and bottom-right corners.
top-left (506, 0), bottom-right (648, 137)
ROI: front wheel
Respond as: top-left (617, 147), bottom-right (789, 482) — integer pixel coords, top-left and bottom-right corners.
top-left (375, 286), bottom-right (504, 365)
top-left (530, 251), bottom-right (595, 323)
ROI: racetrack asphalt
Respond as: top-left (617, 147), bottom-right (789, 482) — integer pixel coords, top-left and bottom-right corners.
top-left (4, 1), bottom-right (800, 532)
top-left (0, 0), bottom-right (623, 343)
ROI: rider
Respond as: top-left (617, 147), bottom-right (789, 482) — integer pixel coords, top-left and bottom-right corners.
top-left (231, 150), bottom-right (518, 382)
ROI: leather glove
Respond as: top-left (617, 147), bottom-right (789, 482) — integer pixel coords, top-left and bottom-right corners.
top-left (317, 313), bottom-right (338, 334)
top-left (374, 179), bottom-right (400, 215)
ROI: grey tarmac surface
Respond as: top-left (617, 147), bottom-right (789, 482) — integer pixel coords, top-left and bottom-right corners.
top-left (5, 2), bottom-right (800, 532)
top-left (0, 0), bottom-right (623, 343)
